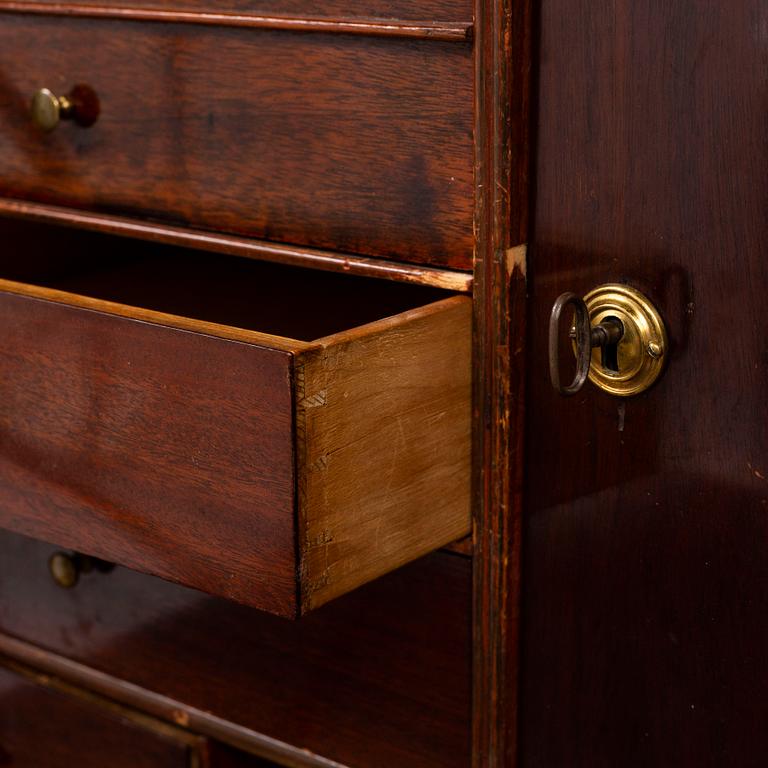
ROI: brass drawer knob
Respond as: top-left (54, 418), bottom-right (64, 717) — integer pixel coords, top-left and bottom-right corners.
top-left (31, 84), bottom-right (100, 132)
top-left (48, 551), bottom-right (114, 589)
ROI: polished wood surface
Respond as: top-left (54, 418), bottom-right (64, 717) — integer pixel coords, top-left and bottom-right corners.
top-left (0, 0), bottom-right (472, 23)
top-left (470, 0), bottom-right (530, 764)
top-left (0, 3), bottom-right (472, 40)
top-left (0, 245), bottom-right (469, 615)
top-left (0, 664), bottom-right (203, 767)
top-left (0, 201), bottom-right (473, 292)
top-left (522, 2), bottom-right (768, 766)
top-left (0, 532), bottom-right (471, 768)
top-left (0, 16), bottom-right (473, 268)
top-left (0, 0), bottom-right (529, 760)
top-left (0, 286), bottom-right (298, 614)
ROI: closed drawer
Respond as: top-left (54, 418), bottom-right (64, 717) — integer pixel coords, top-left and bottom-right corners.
top-left (0, 530), bottom-right (471, 768)
top-left (0, 16), bottom-right (473, 269)
top-left (0, 664), bottom-right (205, 767)
top-left (0, 240), bottom-right (471, 617)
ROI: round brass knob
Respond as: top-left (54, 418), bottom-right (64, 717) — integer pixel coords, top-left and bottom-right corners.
top-left (31, 84), bottom-right (100, 132)
top-left (48, 551), bottom-right (80, 588)
top-left (48, 551), bottom-right (114, 589)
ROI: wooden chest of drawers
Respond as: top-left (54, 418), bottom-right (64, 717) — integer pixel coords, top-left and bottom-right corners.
top-left (0, 0), bottom-right (527, 764)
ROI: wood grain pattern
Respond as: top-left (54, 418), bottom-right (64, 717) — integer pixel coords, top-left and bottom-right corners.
top-left (296, 296), bottom-right (472, 610)
top-left (0, 17), bottom-right (473, 269)
top-left (0, 0), bottom-right (472, 23)
top-left (0, 250), bottom-right (470, 615)
top-left (0, 288), bottom-right (299, 616)
top-left (470, 0), bottom-right (531, 765)
top-left (0, 3), bottom-right (473, 40)
top-left (0, 199), bottom-right (473, 292)
top-left (0, 663), bottom-right (202, 767)
top-left (522, 2), bottom-right (768, 766)
top-left (0, 532), bottom-right (471, 768)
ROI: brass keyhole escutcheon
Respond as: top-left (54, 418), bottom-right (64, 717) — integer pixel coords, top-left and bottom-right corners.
top-left (549, 283), bottom-right (668, 397)
top-left (582, 284), bottom-right (667, 397)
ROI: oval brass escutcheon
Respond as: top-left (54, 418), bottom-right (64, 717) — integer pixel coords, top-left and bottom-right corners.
top-left (582, 284), bottom-right (667, 397)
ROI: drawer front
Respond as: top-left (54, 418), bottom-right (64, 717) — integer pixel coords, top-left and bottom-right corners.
top-left (0, 17), bottom-right (474, 269)
top-left (0, 531), bottom-right (472, 768)
top-left (0, 666), bottom-right (200, 767)
top-left (0, 289), bottom-right (299, 616)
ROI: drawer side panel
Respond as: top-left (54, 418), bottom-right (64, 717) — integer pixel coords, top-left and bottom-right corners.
top-left (296, 296), bottom-right (472, 610)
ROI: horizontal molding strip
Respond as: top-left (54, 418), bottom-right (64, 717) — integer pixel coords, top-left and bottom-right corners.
top-left (0, 199), bottom-right (473, 292)
top-left (0, 633), bottom-right (349, 768)
top-left (0, 2), bottom-right (474, 40)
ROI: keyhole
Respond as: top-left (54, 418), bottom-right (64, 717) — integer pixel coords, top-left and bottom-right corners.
top-left (600, 315), bottom-right (623, 373)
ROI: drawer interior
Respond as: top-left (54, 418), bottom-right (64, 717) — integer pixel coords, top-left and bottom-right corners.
top-left (0, 219), bottom-right (448, 339)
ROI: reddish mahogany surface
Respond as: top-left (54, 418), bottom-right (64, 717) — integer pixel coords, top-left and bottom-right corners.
top-left (0, 666), bottom-right (194, 766)
top-left (469, 0), bottom-right (530, 765)
top-left (0, 532), bottom-right (471, 768)
top-left (522, 2), bottom-right (768, 766)
top-left (0, 16), bottom-right (473, 268)
top-left (0, 288), bottom-right (298, 615)
top-left (1, 0), bottom-right (472, 22)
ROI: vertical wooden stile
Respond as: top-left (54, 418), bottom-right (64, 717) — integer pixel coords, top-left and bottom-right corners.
top-left (471, 0), bottom-right (532, 765)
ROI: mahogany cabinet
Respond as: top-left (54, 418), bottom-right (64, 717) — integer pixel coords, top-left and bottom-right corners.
top-left (1, 0), bottom-right (756, 766)
top-left (0, 0), bottom-right (513, 762)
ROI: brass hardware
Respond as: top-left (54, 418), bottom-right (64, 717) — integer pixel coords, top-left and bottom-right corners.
top-left (549, 284), bottom-right (667, 397)
top-left (31, 85), bottom-right (100, 132)
top-left (49, 551), bottom-right (79, 588)
top-left (48, 551), bottom-right (114, 589)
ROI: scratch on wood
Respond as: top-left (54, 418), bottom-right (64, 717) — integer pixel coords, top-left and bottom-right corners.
top-left (305, 530), bottom-right (334, 547)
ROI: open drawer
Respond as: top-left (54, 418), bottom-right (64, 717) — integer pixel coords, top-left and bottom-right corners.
top-left (0, 229), bottom-right (470, 617)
